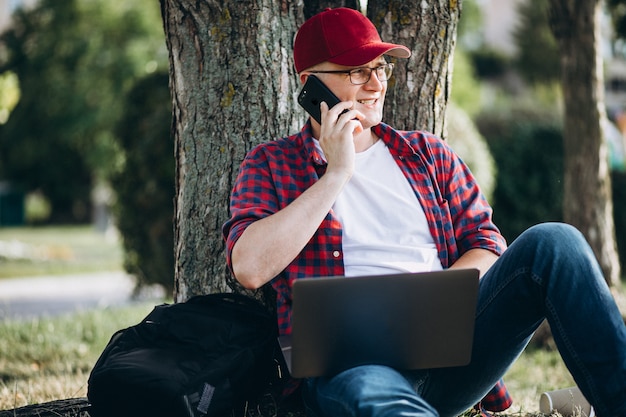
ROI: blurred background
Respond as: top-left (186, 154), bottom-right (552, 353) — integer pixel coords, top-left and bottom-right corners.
top-left (0, 0), bottom-right (174, 295)
top-left (0, 0), bottom-right (625, 296)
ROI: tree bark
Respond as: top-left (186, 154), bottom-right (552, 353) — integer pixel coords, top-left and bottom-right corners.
top-left (161, 0), bottom-right (460, 300)
top-left (368, 0), bottom-right (460, 137)
top-left (0, 398), bottom-right (90, 417)
top-left (160, 0), bottom-right (305, 300)
top-left (303, 0), bottom-right (362, 19)
top-left (548, 0), bottom-right (621, 285)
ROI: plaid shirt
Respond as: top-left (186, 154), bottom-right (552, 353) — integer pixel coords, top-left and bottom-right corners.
top-left (223, 121), bottom-right (511, 412)
top-left (224, 121), bottom-right (506, 333)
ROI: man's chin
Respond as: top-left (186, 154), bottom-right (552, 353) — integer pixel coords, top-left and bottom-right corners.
top-left (361, 116), bottom-right (383, 129)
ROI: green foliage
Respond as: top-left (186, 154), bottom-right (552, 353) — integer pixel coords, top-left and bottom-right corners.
top-left (511, 0), bottom-right (560, 85)
top-left (0, 0), bottom-right (166, 223)
top-left (110, 71), bottom-right (174, 293)
top-left (451, 0), bottom-right (492, 119)
top-left (608, 0), bottom-right (626, 40)
top-left (456, 0), bottom-right (510, 81)
top-left (476, 106), bottom-right (564, 243)
top-left (451, 49), bottom-right (484, 117)
top-left (24, 190), bottom-right (52, 224)
top-left (457, 0), bottom-right (484, 51)
top-left (0, 302), bottom-right (156, 383)
top-left (0, 71), bottom-right (19, 124)
top-left (612, 171), bottom-right (626, 270)
top-left (446, 103), bottom-right (496, 201)
top-left (470, 47), bottom-right (510, 79)
top-left (478, 103), bottom-right (626, 270)
top-left (477, 104), bottom-right (626, 268)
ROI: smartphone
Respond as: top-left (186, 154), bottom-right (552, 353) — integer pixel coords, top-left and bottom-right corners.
top-left (297, 75), bottom-right (343, 124)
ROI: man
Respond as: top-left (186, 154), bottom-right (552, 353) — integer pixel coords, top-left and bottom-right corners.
top-left (223, 7), bottom-right (626, 417)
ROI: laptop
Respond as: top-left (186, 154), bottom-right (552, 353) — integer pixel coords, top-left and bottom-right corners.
top-left (279, 268), bottom-right (479, 378)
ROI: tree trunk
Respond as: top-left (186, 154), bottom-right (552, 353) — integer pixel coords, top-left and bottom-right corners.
top-left (548, 0), bottom-right (621, 286)
top-left (160, 0), bottom-right (305, 301)
top-left (161, 0), bottom-right (459, 300)
top-left (304, 0), bottom-right (362, 19)
top-left (0, 398), bottom-right (90, 417)
top-left (368, 0), bottom-right (460, 137)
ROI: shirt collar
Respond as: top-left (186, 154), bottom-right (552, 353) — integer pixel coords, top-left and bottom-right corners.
top-left (373, 123), bottom-right (421, 157)
top-left (297, 121), bottom-right (326, 166)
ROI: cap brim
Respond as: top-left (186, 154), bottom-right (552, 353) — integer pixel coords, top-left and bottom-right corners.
top-left (328, 43), bottom-right (411, 67)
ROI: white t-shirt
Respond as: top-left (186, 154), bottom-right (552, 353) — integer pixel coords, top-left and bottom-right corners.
top-left (317, 139), bottom-right (444, 277)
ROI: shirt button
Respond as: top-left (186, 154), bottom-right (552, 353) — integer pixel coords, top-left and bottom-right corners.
top-left (333, 250), bottom-right (340, 258)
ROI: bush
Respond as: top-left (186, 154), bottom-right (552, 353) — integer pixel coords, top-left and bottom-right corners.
top-left (110, 72), bottom-right (174, 294)
top-left (470, 47), bottom-right (510, 80)
top-left (477, 107), bottom-right (626, 272)
top-left (476, 107), bottom-right (564, 243)
top-left (613, 170), bottom-right (626, 271)
top-left (446, 103), bottom-right (496, 201)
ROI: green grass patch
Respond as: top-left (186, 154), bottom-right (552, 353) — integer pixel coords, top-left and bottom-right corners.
top-left (502, 346), bottom-right (575, 414)
top-left (0, 225), bottom-right (123, 279)
top-left (0, 302), bottom-right (158, 409)
top-left (0, 302), bottom-right (575, 414)
top-left (0, 226), bottom-right (613, 414)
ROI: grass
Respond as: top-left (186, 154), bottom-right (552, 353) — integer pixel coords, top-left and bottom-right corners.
top-left (501, 347), bottom-right (575, 414)
top-left (0, 302), bottom-right (158, 410)
top-left (0, 225), bottom-right (618, 415)
top-left (0, 225), bottom-right (123, 278)
top-left (0, 304), bottom-right (576, 414)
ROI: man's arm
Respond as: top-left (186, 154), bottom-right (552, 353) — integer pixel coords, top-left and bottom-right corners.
top-left (449, 248), bottom-right (499, 278)
top-left (231, 102), bottom-right (361, 290)
top-left (231, 169), bottom-right (349, 289)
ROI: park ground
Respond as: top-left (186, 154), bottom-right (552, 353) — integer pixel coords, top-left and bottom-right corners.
top-left (1, 225), bottom-right (624, 414)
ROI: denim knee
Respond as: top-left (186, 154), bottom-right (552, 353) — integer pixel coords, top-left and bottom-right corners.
top-left (513, 222), bottom-right (596, 273)
top-left (518, 222), bottom-right (584, 249)
top-left (304, 365), bottom-right (438, 417)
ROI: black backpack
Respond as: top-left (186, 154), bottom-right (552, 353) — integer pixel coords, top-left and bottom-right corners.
top-left (87, 292), bottom-right (282, 417)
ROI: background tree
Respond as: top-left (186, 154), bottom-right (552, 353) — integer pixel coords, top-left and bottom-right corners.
top-left (0, 0), bottom-right (166, 223)
top-left (161, 0), bottom-right (462, 299)
top-left (548, 0), bottom-right (621, 285)
top-left (513, 0), bottom-right (560, 85)
top-left (369, 0), bottom-right (460, 137)
top-left (608, 0), bottom-right (626, 40)
top-left (0, 72), bottom-right (19, 125)
top-left (303, 0), bottom-right (362, 18)
top-left (111, 71), bottom-right (175, 294)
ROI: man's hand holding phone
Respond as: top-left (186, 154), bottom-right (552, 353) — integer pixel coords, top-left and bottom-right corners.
top-left (298, 76), bottom-right (361, 125)
top-left (298, 75), bottom-right (363, 130)
top-left (298, 74), bottom-right (364, 177)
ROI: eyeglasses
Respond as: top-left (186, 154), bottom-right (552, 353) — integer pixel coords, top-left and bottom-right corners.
top-left (308, 63), bottom-right (395, 85)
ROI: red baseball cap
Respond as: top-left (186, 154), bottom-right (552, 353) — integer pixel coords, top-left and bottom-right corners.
top-left (293, 7), bottom-right (411, 73)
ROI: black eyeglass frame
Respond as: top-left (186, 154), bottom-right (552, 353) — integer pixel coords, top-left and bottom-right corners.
top-left (307, 63), bottom-right (395, 85)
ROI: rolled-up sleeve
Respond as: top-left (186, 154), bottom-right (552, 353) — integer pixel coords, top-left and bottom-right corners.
top-left (444, 146), bottom-right (507, 257)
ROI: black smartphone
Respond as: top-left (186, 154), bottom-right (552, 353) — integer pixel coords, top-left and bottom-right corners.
top-left (297, 75), bottom-right (342, 124)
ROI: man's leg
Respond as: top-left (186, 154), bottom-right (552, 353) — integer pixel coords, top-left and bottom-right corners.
top-left (419, 223), bottom-right (626, 417)
top-left (303, 365), bottom-right (435, 417)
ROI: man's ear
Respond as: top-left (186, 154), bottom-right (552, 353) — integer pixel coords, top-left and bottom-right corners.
top-left (299, 73), bottom-right (309, 85)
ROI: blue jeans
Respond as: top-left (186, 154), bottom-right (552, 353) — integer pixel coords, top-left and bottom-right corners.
top-left (302, 223), bottom-right (626, 417)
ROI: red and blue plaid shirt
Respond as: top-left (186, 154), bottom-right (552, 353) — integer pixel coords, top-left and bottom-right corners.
top-left (223, 121), bottom-right (512, 413)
